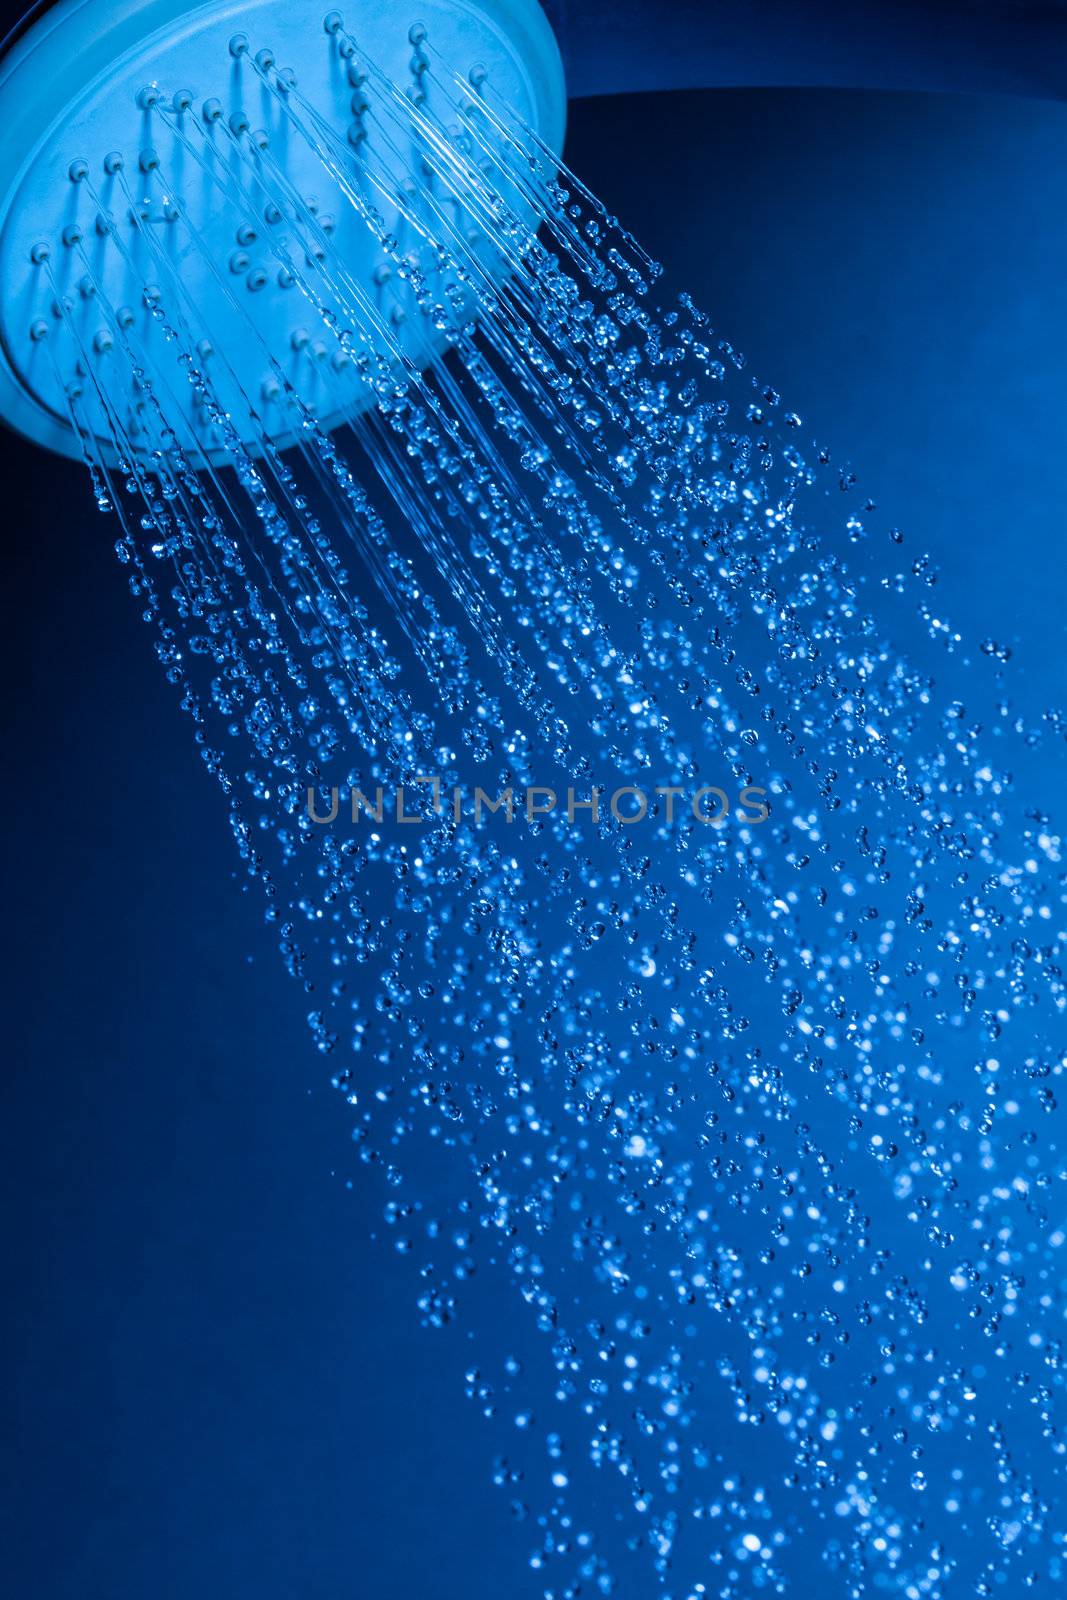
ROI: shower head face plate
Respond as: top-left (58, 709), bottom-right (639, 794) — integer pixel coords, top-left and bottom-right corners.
top-left (0, 0), bottom-right (565, 462)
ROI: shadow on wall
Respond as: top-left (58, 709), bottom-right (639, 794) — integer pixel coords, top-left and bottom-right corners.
top-left (542, 0), bottom-right (1067, 100)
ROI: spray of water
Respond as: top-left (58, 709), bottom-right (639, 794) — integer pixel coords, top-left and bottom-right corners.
top-left (35, 20), bottom-right (1067, 1599)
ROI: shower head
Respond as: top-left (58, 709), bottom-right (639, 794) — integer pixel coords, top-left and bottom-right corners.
top-left (0, 0), bottom-right (566, 462)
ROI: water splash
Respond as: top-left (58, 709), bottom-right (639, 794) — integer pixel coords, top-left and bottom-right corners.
top-left (35, 21), bottom-right (1067, 1600)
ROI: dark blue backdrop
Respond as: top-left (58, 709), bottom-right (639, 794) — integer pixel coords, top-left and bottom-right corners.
top-left (4, 83), bottom-right (1066, 1596)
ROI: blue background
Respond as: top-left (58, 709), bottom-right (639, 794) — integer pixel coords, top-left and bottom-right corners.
top-left (4, 73), bottom-right (1067, 1598)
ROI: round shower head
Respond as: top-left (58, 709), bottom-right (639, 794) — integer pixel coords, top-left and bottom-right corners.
top-left (0, 0), bottom-right (565, 461)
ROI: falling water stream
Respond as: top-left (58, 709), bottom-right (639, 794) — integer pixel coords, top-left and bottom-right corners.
top-left (37, 20), bottom-right (1067, 1599)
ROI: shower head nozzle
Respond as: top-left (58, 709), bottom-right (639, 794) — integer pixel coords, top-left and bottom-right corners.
top-left (0, 0), bottom-right (566, 462)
